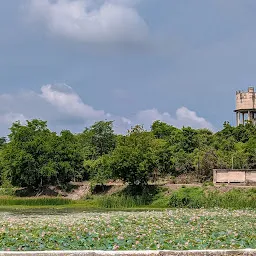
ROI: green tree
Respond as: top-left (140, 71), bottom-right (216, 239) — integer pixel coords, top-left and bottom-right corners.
top-left (173, 150), bottom-right (194, 175)
top-left (151, 121), bottom-right (178, 139)
top-left (78, 121), bottom-right (116, 160)
top-left (84, 155), bottom-right (112, 185)
top-left (245, 136), bottom-right (256, 168)
top-left (196, 148), bottom-right (218, 181)
top-left (0, 137), bottom-right (6, 148)
top-left (1, 120), bottom-right (83, 189)
top-left (110, 126), bottom-right (157, 185)
top-left (52, 130), bottom-right (85, 183)
top-left (181, 127), bottom-right (199, 153)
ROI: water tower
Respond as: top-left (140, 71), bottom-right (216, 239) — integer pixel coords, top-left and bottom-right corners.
top-left (234, 87), bottom-right (256, 126)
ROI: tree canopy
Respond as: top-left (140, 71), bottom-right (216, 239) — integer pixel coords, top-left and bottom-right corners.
top-left (0, 119), bottom-right (256, 190)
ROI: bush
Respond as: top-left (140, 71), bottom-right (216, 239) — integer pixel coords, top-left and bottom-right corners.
top-left (0, 180), bottom-right (15, 196)
top-left (169, 187), bottom-right (205, 208)
top-left (168, 187), bottom-right (256, 209)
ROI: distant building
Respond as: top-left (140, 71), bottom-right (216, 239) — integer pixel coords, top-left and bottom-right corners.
top-left (234, 87), bottom-right (256, 126)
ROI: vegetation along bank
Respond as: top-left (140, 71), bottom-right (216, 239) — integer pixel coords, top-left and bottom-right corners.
top-left (0, 119), bottom-right (255, 209)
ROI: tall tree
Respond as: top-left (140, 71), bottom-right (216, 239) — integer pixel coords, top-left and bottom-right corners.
top-left (110, 126), bottom-right (172, 185)
top-left (78, 121), bottom-right (116, 160)
top-left (1, 120), bottom-right (83, 189)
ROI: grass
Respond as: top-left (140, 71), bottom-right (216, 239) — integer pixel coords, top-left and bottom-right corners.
top-left (0, 196), bottom-right (73, 206)
top-left (0, 186), bottom-right (255, 210)
top-left (90, 186), bottom-right (256, 210)
top-left (94, 195), bottom-right (148, 208)
top-left (0, 209), bottom-right (255, 251)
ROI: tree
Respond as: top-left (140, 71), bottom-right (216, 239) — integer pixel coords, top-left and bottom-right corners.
top-left (173, 150), bottom-right (194, 175)
top-left (52, 130), bottom-right (85, 183)
top-left (196, 148), bottom-right (218, 182)
top-left (1, 120), bottom-right (53, 187)
top-left (1, 120), bottom-right (84, 189)
top-left (78, 121), bottom-right (116, 160)
top-left (110, 126), bottom-right (155, 185)
top-left (180, 127), bottom-right (199, 153)
top-left (84, 155), bottom-right (112, 185)
top-left (0, 137), bottom-right (6, 148)
top-left (151, 121), bottom-right (178, 139)
top-left (150, 138), bottom-right (174, 180)
top-left (91, 121), bottom-right (116, 156)
top-left (245, 136), bottom-right (256, 168)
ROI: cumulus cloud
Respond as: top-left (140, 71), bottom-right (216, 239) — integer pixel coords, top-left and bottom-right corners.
top-left (0, 113), bottom-right (27, 125)
top-left (135, 107), bottom-right (214, 131)
top-left (0, 84), bottom-right (214, 136)
top-left (40, 84), bottom-right (105, 119)
top-left (26, 0), bottom-right (148, 43)
top-left (176, 107), bottom-right (214, 129)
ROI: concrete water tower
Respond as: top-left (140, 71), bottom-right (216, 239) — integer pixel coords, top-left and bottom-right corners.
top-left (234, 87), bottom-right (256, 126)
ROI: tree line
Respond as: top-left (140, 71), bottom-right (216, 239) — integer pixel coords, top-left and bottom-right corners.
top-left (0, 119), bottom-right (256, 190)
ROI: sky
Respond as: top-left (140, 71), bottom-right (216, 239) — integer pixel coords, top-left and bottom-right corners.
top-left (1, 0), bottom-right (256, 135)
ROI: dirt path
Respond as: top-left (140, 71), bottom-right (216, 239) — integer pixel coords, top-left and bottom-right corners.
top-left (66, 183), bottom-right (90, 200)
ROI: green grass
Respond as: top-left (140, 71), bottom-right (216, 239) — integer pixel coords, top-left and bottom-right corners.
top-left (0, 186), bottom-right (255, 210)
top-left (94, 195), bottom-right (148, 208)
top-left (0, 196), bottom-right (73, 206)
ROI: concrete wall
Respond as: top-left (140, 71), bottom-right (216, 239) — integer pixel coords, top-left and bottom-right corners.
top-left (213, 169), bottom-right (256, 184)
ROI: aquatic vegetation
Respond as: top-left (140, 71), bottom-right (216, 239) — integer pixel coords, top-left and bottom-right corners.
top-left (0, 209), bottom-right (255, 251)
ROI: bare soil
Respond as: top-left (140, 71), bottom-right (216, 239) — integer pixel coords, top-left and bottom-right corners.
top-left (13, 179), bottom-right (256, 199)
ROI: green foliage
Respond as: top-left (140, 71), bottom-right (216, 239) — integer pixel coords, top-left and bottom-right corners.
top-left (111, 126), bottom-right (158, 186)
top-left (84, 155), bottom-right (112, 185)
top-left (0, 120), bottom-right (84, 189)
top-left (169, 187), bottom-right (205, 208)
top-left (0, 180), bottom-right (15, 196)
top-left (0, 197), bottom-right (72, 206)
top-left (1, 118), bottom-right (256, 193)
top-left (78, 121), bottom-right (116, 160)
top-left (168, 187), bottom-right (256, 209)
top-left (0, 137), bottom-right (6, 148)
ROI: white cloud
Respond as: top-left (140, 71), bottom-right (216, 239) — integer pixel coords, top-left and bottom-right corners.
top-left (176, 107), bottom-right (214, 130)
top-left (135, 107), bottom-right (214, 131)
top-left (0, 113), bottom-right (27, 125)
top-left (0, 84), bottom-right (214, 136)
top-left (40, 84), bottom-right (105, 119)
top-left (27, 0), bottom-right (148, 43)
top-left (121, 117), bottom-right (132, 125)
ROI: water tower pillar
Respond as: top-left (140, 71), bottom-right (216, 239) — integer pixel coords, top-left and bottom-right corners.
top-left (236, 112), bottom-right (240, 126)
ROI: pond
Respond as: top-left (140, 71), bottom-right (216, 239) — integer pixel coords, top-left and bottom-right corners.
top-left (0, 209), bottom-right (255, 251)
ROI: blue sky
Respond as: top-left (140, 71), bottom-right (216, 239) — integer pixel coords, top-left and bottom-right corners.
top-left (1, 0), bottom-right (256, 135)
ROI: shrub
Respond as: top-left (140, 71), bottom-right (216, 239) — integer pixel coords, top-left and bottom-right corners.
top-left (169, 187), bottom-right (205, 208)
top-left (168, 187), bottom-right (256, 209)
